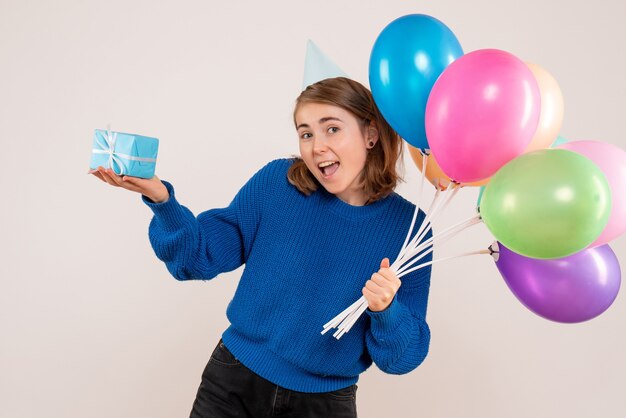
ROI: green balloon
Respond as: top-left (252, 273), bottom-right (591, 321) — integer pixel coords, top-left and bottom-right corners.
top-left (481, 149), bottom-right (611, 259)
top-left (477, 136), bottom-right (569, 211)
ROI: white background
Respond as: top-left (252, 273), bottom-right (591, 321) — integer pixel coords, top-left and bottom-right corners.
top-left (1, 0), bottom-right (625, 417)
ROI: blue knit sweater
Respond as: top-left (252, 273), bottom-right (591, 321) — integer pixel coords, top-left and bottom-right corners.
top-left (142, 158), bottom-right (432, 393)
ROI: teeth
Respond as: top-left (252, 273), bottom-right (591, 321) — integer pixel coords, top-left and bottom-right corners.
top-left (318, 161), bottom-right (337, 168)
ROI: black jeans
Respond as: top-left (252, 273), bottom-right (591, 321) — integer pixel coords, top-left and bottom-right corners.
top-left (189, 339), bottom-right (358, 418)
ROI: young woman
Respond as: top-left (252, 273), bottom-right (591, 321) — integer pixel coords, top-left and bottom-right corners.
top-left (91, 77), bottom-right (432, 418)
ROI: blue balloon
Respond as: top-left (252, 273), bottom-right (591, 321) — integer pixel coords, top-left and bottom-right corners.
top-left (369, 14), bottom-right (463, 150)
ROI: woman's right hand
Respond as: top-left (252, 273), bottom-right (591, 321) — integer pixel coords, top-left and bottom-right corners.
top-left (89, 166), bottom-right (170, 203)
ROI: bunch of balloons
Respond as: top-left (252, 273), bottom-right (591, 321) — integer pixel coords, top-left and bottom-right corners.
top-left (369, 14), bottom-right (624, 323)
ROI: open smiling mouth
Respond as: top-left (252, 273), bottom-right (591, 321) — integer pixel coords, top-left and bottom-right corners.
top-left (318, 161), bottom-right (340, 178)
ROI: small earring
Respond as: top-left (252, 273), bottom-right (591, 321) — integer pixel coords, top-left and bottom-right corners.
top-left (368, 141), bottom-right (375, 148)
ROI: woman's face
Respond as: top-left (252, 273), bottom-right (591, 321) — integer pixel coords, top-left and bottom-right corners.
top-left (295, 102), bottom-right (377, 206)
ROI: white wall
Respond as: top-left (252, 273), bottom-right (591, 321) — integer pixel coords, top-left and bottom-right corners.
top-left (1, 0), bottom-right (624, 417)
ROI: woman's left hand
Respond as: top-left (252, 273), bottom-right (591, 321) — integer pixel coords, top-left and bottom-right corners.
top-left (362, 258), bottom-right (401, 312)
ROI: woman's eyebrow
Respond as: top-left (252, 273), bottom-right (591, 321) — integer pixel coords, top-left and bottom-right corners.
top-left (318, 116), bottom-right (343, 124)
top-left (296, 117), bottom-right (344, 130)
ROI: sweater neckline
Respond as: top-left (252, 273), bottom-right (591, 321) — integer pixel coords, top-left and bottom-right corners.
top-left (318, 186), bottom-right (394, 220)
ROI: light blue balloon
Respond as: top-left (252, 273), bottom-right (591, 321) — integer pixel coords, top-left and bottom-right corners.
top-left (369, 14), bottom-right (463, 150)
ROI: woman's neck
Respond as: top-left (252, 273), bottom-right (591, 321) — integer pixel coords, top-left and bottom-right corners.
top-left (334, 189), bottom-right (370, 206)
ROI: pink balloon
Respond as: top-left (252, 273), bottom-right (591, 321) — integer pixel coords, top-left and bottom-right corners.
top-left (557, 140), bottom-right (626, 247)
top-left (425, 49), bottom-right (541, 183)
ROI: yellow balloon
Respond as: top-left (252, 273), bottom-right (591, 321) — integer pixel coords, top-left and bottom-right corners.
top-left (408, 145), bottom-right (489, 189)
top-left (524, 63), bottom-right (564, 152)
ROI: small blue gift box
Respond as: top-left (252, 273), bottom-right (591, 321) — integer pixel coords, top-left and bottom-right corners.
top-left (89, 128), bottom-right (159, 179)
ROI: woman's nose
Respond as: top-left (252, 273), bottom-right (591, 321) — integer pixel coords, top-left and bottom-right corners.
top-left (313, 135), bottom-right (329, 153)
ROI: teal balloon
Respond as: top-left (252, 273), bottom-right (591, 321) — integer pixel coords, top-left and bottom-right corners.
top-left (481, 149), bottom-right (612, 259)
top-left (550, 135), bottom-right (569, 147)
top-left (369, 14), bottom-right (463, 150)
top-left (477, 186), bottom-right (485, 210)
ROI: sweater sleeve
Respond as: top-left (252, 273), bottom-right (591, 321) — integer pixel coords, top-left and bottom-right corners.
top-left (141, 160), bottom-right (279, 281)
top-left (365, 223), bottom-right (432, 375)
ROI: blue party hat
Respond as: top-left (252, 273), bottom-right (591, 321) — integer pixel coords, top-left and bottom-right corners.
top-left (302, 40), bottom-right (348, 90)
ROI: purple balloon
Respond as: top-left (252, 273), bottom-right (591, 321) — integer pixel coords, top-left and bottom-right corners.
top-left (494, 243), bottom-right (621, 323)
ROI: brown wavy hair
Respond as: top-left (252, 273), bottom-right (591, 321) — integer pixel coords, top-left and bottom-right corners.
top-left (288, 77), bottom-right (404, 204)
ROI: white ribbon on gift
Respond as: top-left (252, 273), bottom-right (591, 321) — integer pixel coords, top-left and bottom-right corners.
top-left (91, 126), bottom-right (157, 175)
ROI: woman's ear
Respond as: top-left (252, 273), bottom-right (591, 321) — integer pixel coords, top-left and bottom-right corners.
top-left (366, 121), bottom-right (379, 148)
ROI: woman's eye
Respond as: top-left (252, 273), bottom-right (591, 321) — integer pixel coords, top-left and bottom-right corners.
top-left (328, 127), bottom-right (339, 134)
top-left (300, 132), bottom-right (312, 140)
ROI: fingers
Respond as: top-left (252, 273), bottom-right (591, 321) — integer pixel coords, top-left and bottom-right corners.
top-left (373, 266), bottom-right (401, 287)
top-left (365, 277), bottom-right (387, 296)
top-left (95, 167), bottom-right (121, 187)
top-left (362, 268), bottom-right (401, 312)
top-left (90, 167), bottom-right (145, 193)
top-left (366, 273), bottom-right (400, 296)
top-left (90, 170), bottom-right (106, 182)
top-left (106, 168), bottom-right (124, 185)
top-left (380, 257), bottom-right (390, 269)
top-left (362, 281), bottom-right (396, 312)
top-left (119, 175), bottom-right (147, 193)
top-left (121, 174), bottom-right (149, 187)
top-left (362, 286), bottom-right (378, 304)
top-left (91, 168), bottom-right (117, 185)
top-left (370, 273), bottom-right (390, 289)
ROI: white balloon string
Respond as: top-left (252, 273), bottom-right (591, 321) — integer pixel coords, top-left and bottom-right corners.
top-left (329, 300), bottom-right (365, 338)
top-left (394, 182), bottom-right (460, 269)
top-left (333, 300), bottom-right (367, 336)
top-left (329, 212), bottom-right (480, 339)
top-left (436, 182), bottom-right (462, 217)
top-left (332, 224), bottom-right (482, 339)
top-left (397, 181), bottom-right (459, 264)
top-left (393, 183), bottom-right (442, 269)
top-left (397, 213), bottom-right (481, 266)
top-left (321, 296), bottom-right (366, 334)
top-left (399, 153), bottom-right (429, 257)
top-left (324, 216), bottom-right (482, 340)
top-left (397, 248), bottom-right (492, 279)
top-left (334, 300), bottom-right (369, 339)
top-left (334, 298), bottom-right (367, 333)
top-left (321, 155), bottom-right (478, 340)
top-left (395, 215), bottom-right (482, 276)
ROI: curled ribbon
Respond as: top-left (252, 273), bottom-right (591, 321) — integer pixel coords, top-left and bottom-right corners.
top-left (91, 125), bottom-right (157, 175)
